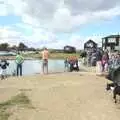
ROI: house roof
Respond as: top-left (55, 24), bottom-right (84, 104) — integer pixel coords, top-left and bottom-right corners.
top-left (64, 45), bottom-right (76, 48)
top-left (84, 39), bottom-right (97, 45)
top-left (102, 35), bottom-right (120, 39)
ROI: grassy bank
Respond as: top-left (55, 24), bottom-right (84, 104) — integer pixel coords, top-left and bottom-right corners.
top-left (0, 52), bottom-right (81, 60)
top-left (0, 93), bottom-right (33, 120)
top-left (22, 52), bottom-right (81, 59)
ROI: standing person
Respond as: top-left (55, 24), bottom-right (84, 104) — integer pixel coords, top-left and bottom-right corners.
top-left (87, 50), bottom-right (92, 67)
top-left (80, 51), bottom-right (87, 65)
top-left (102, 51), bottom-right (109, 72)
top-left (91, 50), bottom-right (97, 66)
top-left (41, 48), bottom-right (49, 74)
top-left (115, 53), bottom-right (120, 66)
top-left (15, 52), bottom-right (24, 76)
top-left (64, 58), bottom-right (69, 72)
top-left (96, 49), bottom-right (103, 76)
top-left (0, 57), bottom-right (9, 80)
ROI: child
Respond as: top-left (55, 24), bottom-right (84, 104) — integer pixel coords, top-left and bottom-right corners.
top-left (64, 58), bottom-right (69, 72)
top-left (0, 57), bottom-right (9, 80)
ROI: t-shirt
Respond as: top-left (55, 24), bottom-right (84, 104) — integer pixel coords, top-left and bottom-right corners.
top-left (16, 55), bottom-right (24, 64)
top-left (0, 60), bottom-right (9, 69)
top-left (41, 50), bottom-right (49, 60)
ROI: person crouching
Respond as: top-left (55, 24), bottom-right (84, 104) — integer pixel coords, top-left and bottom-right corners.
top-left (0, 57), bottom-right (9, 80)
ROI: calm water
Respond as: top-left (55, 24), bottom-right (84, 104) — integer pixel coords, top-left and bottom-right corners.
top-left (0, 51), bottom-right (16, 56)
top-left (3, 59), bottom-right (65, 75)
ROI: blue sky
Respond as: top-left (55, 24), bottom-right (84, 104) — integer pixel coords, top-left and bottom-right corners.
top-left (0, 0), bottom-right (120, 49)
top-left (0, 15), bottom-right (21, 26)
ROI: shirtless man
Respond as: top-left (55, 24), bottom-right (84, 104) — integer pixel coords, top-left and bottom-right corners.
top-left (41, 48), bottom-right (49, 74)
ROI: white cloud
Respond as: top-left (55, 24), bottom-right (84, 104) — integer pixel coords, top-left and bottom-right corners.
top-left (0, 25), bottom-right (58, 48)
top-left (1, 0), bottom-right (120, 32)
top-left (11, 0), bottom-right (120, 32)
top-left (0, 0), bottom-right (120, 48)
top-left (0, 25), bottom-right (104, 49)
top-left (0, 27), bottom-right (23, 45)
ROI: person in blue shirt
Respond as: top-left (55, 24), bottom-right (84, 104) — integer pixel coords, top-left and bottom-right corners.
top-left (64, 58), bottom-right (69, 72)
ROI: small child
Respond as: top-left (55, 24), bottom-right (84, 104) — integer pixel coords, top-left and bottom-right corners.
top-left (64, 58), bottom-right (69, 72)
top-left (0, 57), bottom-right (9, 80)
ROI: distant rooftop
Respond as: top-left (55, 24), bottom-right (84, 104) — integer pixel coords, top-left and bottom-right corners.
top-left (102, 35), bottom-right (120, 39)
top-left (84, 39), bottom-right (97, 45)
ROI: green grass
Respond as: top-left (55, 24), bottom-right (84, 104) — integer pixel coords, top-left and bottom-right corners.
top-left (0, 93), bottom-right (33, 120)
top-left (22, 52), bottom-right (81, 59)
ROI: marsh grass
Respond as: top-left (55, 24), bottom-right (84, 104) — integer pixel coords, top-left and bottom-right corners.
top-left (22, 52), bottom-right (80, 59)
top-left (0, 92), bottom-right (33, 120)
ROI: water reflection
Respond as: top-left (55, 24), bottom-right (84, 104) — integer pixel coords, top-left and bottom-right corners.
top-left (5, 59), bottom-right (65, 75)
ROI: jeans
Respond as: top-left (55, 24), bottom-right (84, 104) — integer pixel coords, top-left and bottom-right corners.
top-left (42, 59), bottom-right (48, 74)
top-left (17, 64), bottom-right (22, 76)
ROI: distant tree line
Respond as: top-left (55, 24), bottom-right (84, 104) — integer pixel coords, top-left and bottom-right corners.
top-left (0, 42), bottom-right (36, 51)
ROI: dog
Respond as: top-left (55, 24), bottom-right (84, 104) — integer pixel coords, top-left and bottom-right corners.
top-left (106, 83), bottom-right (120, 103)
top-left (106, 83), bottom-right (115, 91)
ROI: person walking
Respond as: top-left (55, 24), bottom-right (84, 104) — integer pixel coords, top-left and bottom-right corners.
top-left (15, 52), bottom-right (24, 76)
top-left (41, 48), bottom-right (49, 74)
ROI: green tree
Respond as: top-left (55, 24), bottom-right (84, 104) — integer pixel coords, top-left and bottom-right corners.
top-left (0, 43), bottom-right (9, 50)
top-left (18, 42), bottom-right (28, 51)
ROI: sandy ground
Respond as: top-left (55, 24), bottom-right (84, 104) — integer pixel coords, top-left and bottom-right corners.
top-left (0, 72), bottom-right (120, 120)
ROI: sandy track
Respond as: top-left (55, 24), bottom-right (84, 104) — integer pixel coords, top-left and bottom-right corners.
top-left (0, 72), bottom-right (120, 120)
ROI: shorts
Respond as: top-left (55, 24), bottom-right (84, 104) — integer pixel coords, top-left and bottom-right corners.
top-left (42, 59), bottom-right (48, 66)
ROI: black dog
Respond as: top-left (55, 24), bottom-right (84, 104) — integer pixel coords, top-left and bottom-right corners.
top-left (106, 83), bottom-right (120, 103)
top-left (106, 83), bottom-right (115, 91)
top-left (113, 85), bottom-right (120, 103)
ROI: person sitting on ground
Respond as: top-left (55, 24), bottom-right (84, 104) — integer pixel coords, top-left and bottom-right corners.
top-left (69, 56), bottom-right (79, 72)
top-left (0, 57), bottom-right (9, 80)
top-left (74, 58), bottom-right (79, 71)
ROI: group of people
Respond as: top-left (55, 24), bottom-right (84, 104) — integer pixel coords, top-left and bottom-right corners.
top-left (81, 48), bottom-right (120, 76)
top-left (80, 48), bottom-right (120, 79)
top-left (96, 50), bottom-right (120, 76)
top-left (80, 49), bottom-right (120, 86)
top-left (0, 47), bottom-right (120, 81)
top-left (0, 48), bottom-right (49, 80)
top-left (0, 52), bottom-right (24, 80)
top-left (64, 56), bottom-right (79, 72)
